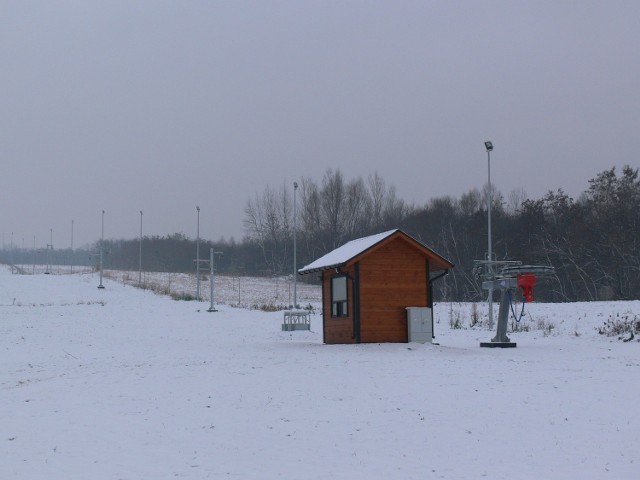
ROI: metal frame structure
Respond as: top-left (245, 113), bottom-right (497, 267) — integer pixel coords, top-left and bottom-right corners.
top-left (282, 310), bottom-right (311, 331)
top-left (476, 262), bottom-right (555, 348)
top-left (207, 249), bottom-right (223, 312)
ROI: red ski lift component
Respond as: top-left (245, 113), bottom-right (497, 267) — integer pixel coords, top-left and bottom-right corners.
top-left (517, 273), bottom-right (537, 302)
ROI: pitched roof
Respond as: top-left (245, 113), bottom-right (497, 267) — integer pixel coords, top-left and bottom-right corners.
top-left (298, 229), bottom-right (453, 274)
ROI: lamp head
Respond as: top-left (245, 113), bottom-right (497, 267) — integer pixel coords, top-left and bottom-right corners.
top-left (484, 141), bottom-right (493, 152)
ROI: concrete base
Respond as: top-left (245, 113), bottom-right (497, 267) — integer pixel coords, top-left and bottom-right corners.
top-left (480, 341), bottom-right (517, 348)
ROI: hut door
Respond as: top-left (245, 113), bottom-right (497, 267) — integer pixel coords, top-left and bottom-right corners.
top-left (329, 274), bottom-right (356, 343)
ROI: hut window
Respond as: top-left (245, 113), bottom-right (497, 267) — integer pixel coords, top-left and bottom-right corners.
top-left (331, 275), bottom-right (348, 317)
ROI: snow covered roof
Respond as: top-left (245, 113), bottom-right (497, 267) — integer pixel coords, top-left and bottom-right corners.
top-left (299, 229), bottom-right (453, 274)
top-left (299, 230), bottom-right (398, 274)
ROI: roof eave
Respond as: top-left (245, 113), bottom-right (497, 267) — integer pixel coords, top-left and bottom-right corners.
top-left (298, 262), bottom-right (346, 275)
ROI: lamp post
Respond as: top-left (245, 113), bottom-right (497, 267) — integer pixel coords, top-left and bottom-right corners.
top-left (484, 141), bottom-right (494, 328)
top-left (70, 219), bottom-right (74, 274)
top-left (139, 210), bottom-right (143, 285)
top-left (45, 229), bottom-right (53, 274)
top-left (196, 206), bottom-right (201, 301)
top-left (293, 181), bottom-right (298, 309)
top-left (98, 210), bottom-right (105, 289)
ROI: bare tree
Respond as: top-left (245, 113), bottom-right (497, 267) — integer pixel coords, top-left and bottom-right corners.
top-left (243, 183), bottom-right (292, 274)
top-left (342, 177), bottom-right (372, 238)
top-left (299, 177), bottom-right (323, 258)
top-left (321, 169), bottom-right (346, 249)
top-left (459, 188), bottom-right (482, 216)
top-left (368, 172), bottom-right (387, 230)
top-left (506, 187), bottom-right (528, 216)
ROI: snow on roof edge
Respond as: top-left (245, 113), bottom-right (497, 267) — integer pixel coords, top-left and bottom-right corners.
top-left (298, 229), bottom-right (399, 274)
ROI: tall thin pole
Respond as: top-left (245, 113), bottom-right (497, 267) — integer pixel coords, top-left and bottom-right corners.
top-left (10, 232), bottom-right (14, 273)
top-left (45, 229), bottom-right (52, 274)
top-left (139, 210), bottom-right (143, 284)
top-left (196, 206), bottom-right (201, 301)
top-left (32, 236), bottom-right (35, 275)
top-left (208, 248), bottom-right (214, 311)
top-left (486, 144), bottom-right (493, 329)
top-left (293, 181), bottom-right (298, 309)
top-left (208, 250), bottom-right (223, 312)
top-left (98, 210), bottom-right (105, 289)
top-left (70, 219), bottom-right (74, 274)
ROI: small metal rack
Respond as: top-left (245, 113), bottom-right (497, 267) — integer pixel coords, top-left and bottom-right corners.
top-left (282, 310), bottom-right (311, 331)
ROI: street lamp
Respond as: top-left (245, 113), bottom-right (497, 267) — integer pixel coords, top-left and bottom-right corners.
top-left (485, 141), bottom-right (494, 328)
top-left (139, 210), bottom-right (143, 284)
top-left (70, 219), bottom-right (74, 274)
top-left (98, 210), bottom-right (105, 289)
top-left (293, 181), bottom-right (298, 309)
top-left (196, 206), bottom-right (201, 301)
top-left (45, 229), bottom-right (53, 274)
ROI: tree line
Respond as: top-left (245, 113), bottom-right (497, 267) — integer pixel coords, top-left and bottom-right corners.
top-left (242, 166), bottom-right (640, 302)
top-left (2, 166), bottom-right (638, 302)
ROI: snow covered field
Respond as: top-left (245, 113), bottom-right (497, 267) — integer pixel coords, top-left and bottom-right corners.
top-left (103, 269), bottom-right (322, 309)
top-left (2, 266), bottom-right (639, 479)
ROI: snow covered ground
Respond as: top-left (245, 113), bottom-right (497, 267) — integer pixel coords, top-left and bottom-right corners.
top-left (1, 266), bottom-right (639, 479)
top-left (102, 269), bottom-right (322, 310)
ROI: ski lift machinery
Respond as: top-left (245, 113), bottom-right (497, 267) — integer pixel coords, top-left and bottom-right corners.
top-left (473, 260), bottom-right (555, 348)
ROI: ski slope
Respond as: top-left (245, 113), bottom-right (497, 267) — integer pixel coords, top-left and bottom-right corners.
top-left (1, 266), bottom-right (639, 479)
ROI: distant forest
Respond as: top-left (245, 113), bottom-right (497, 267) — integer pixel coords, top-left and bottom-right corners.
top-left (3, 166), bottom-right (639, 303)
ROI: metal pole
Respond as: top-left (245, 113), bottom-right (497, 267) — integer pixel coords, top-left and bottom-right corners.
top-left (208, 248), bottom-right (214, 311)
top-left (486, 145), bottom-right (493, 328)
top-left (70, 220), bottom-right (74, 274)
top-left (32, 236), bottom-right (35, 275)
top-left (98, 210), bottom-right (105, 289)
top-left (196, 206), bottom-right (200, 301)
top-left (209, 250), bottom-right (224, 312)
top-left (139, 210), bottom-right (143, 284)
top-left (10, 232), bottom-right (14, 273)
top-left (45, 229), bottom-right (52, 274)
top-left (293, 181), bottom-right (298, 309)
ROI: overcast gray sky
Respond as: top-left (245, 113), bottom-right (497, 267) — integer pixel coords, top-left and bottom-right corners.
top-left (1, 1), bottom-right (638, 248)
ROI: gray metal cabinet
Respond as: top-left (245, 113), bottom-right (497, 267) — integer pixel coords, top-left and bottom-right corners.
top-left (406, 307), bottom-right (433, 343)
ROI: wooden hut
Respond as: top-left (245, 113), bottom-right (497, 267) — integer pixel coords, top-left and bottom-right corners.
top-left (299, 229), bottom-right (454, 344)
